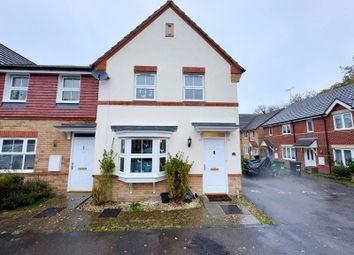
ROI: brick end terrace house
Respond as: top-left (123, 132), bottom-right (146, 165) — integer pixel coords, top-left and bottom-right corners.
top-left (240, 110), bottom-right (282, 159)
top-left (262, 85), bottom-right (354, 173)
top-left (0, 44), bottom-right (99, 193)
top-left (0, 1), bottom-right (245, 199)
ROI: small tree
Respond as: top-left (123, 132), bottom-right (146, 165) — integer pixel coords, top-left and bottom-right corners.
top-left (164, 153), bottom-right (192, 203)
top-left (93, 140), bottom-right (117, 205)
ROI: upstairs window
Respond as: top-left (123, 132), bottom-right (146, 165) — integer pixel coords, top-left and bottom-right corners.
top-left (269, 127), bottom-right (273, 136)
top-left (184, 74), bottom-right (204, 101)
top-left (57, 76), bottom-right (81, 103)
top-left (282, 124), bottom-right (291, 135)
top-left (306, 119), bottom-right (314, 132)
top-left (8, 75), bottom-right (29, 102)
top-left (135, 73), bottom-right (156, 100)
top-left (333, 113), bottom-right (353, 130)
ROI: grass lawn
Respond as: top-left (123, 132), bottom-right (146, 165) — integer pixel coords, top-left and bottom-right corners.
top-left (310, 173), bottom-right (354, 187)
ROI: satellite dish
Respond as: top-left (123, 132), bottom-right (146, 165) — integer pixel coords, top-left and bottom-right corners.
top-left (92, 70), bottom-right (110, 80)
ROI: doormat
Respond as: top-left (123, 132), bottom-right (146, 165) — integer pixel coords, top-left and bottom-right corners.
top-left (34, 207), bottom-right (65, 218)
top-left (220, 205), bottom-right (242, 215)
top-left (99, 208), bottom-right (122, 218)
top-left (206, 194), bottom-right (232, 202)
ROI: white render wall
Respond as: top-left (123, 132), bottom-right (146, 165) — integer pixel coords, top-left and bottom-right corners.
top-left (94, 105), bottom-right (241, 175)
top-left (99, 8), bottom-right (237, 102)
top-left (93, 7), bottom-right (241, 176)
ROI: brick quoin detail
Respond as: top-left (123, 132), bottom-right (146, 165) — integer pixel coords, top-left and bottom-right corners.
top-left (0, 131), bottom-right (38, 137)
top-left (182, 67), bottom-right (205, 74)
top-left (134, 66), bottom-right (157, 72)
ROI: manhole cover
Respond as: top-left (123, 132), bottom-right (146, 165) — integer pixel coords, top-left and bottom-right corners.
top-left (34, 207), bottom-right (65, 218)
top-left (206, 194), bottom-right (232, 202)
top-left (99, 208), bottom-right (121, 218)
top-left (220, 205), bottom-right (242, 215)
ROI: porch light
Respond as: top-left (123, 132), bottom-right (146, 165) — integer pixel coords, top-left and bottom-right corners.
top-left (188, 137), bottom-right (192, 147)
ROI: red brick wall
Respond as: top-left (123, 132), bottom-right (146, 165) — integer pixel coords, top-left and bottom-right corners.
top-left (0, 73), bottom-right (98, 119)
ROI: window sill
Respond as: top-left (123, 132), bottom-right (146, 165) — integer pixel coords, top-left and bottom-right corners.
top-left (0, 170), bottom-right (34, 173)
top-left (117, 174), bottom-right (166, 183)
top-left (56, 103), bottom-right (80, 109)
top-left (334, 128), bottom-right (354, 131)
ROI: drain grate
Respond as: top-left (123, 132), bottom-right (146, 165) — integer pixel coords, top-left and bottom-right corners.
top-left (206, 194), bottom-right (232, 202)
top-left (220, 205), bottom-right (242, 215)
top-left (99, 208), bottom-right (121, 218)
top-left (34, 207), bottom-right (65, 218)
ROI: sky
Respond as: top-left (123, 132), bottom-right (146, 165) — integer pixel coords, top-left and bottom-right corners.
top-left (1, 0), bottom-right (354, 113)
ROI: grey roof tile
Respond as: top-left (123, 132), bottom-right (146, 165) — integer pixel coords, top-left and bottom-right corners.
top-left (243, 110), bottom-right (282, 131)
top-left (239, 114), bottom-right (257, 130)
top-left (0, 43), bottom-right (35, 65)
top-left (264, 84), bottom-right (354, 126)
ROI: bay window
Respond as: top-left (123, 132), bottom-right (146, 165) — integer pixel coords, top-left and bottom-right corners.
top-left (119, 138), bottom-right (167, 181)
top-left (0, 138), bottom-right (36, 172)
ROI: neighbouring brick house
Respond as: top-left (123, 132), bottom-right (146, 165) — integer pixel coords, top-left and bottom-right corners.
top-left (0, 1), bottom-right (245, 199)
top-left (0, 44), bottom-right (99, 193)
top-left (262, 85), bottom-right (354, 173)
top-left (240, 110), bottom-right (281, 159)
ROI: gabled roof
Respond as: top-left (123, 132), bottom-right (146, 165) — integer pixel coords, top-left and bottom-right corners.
top-left (0, 43), bottom-right (35, 65)
top-left (264, 84), bottom-right (354, 126)
top-left (92, 1), bottom-right (245, 74)
top-left (239, 114), bottom-right (257, 130)
top-left (242, 110), bottom-right (282, 131)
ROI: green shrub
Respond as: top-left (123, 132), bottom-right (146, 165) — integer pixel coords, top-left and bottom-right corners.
top-left (241, 156), bottom-right (247, 171)
top-left (129, 202), bottom-right (143, 212)
top-left (332, 165), bottom-right (351, 178)
top-left (164, 153), bottom-right (192, 203)
top-left (347, 161), bottom-right (354, 173)
top-left (0, 174), bottom-right (54, 211)
top-left (93, 140), bottom-right (117, 205)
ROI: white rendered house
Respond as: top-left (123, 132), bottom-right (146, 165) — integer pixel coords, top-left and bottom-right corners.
top-left (91, 1), bottom-right (245, 200)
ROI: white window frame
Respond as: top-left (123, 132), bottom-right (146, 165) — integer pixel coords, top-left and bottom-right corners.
top-left (183, 74), bottom-right (205, 101)
top-left (243, 144), bottom-right (249, 155)
top-left (119, 138), bottom-right (166, 179)
top-left (134, 73), bottom-right (156, 101)
top-left (333, 148), bottom-right (354, 166)
top-left (0, 138), bottom-right (37, 173)
top-left (282, 124), bottom-right (292, 135)
top-left (6, 74), bottom-right (30, 102)
top-left (333, 112), bottom-right (354, 130)
top-left (56, 75), bottom-right (81, 103)
top-left (269, 127), bottom-right (273, 136)
top-left (306, 119), bottom-right (314, 133)
top-left (281, 145), bottom-right (296, 160)
top-left (244, 132), bottom-right (248, 138)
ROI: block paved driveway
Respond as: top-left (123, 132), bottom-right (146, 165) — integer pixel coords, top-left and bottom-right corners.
top-left (1, 175), bottom-right (354, 254)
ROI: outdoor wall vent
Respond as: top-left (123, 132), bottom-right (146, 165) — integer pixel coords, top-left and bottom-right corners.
top-left (165, 23), bottom-right (174, 37)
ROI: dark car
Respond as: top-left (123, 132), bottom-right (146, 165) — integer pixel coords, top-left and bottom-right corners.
top-left (243, 157), bottom-right (277, 176)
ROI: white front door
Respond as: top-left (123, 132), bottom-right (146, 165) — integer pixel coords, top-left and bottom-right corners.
top-left (69, 137), bottom-right (95, 191)
top-left (304, 149), bottom-right (316, 167)
top-left (203, 138), bottom-right (227, 194)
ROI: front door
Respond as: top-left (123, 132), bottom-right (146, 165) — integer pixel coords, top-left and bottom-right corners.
top-left (203, 138), bottom-right (227, 194)
top-left (69, 137), bottom-right (95, 191)
top-left (304, 149), bottom-right (316, 167)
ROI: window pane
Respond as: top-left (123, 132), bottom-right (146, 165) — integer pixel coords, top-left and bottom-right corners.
top-left (136, 75), bottom-right (146, 85)
top-left (63, 78), bottom-right (80, 88)
top-left (142, 140), bottom-right (153, 154)
top-left (131, 140), bottom-right (142, 154)
top-left (185, 76), bottom-right (193, 86)
top-left (0, 155), bottom-right (11, 169)
top-left (145, 75), bottom-right (155, 85)
top-left (2, 140), bottom-right (13, 152)
top-left (160, 157), bottom-right (166, 172)
top-left (120, 157), bottom-right (124, 172)
top-left (62, 91), bottom-right (79, 101)
top-left (12, 77), bottom-right (28, 87)
top-left (10, 90), bottom-right (27, 100)
top-left (160, 139), bottom-right (166, 153)
top-left (11, 155), bottom-right (23, 170)
top-left (136, 88), bottom-right (154, 99)
top-left (185, 89), bottom-right (203, 100)
top-left (343, 113), bottom-right (353, 128)
top-left (121, 140), bottom-right (125, 153)
top-left (136, 74), bottom-right (154, 86)
top-left (344, 150), bottom-right (352, 165)
top-left (13, 140), bottom-right (23, 152)
top-left (71, 91), bottom-right (80, 101)
top-left (193, 76), bottom-right (203, 86)
top-left (24, 155), bottom-right (35, 169)
top-left (335, 150), bottom-right (343, 165)
top-left (131, 158), bottom-right (141, 173)
top-left (26, 140), bottom-right (36, 152)
top-left (334, 115), bottom-right (343, 129)
top-left (142, 158), bottom-right (152, 172)
top-left (307, 120), bottom-right (313, 131)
